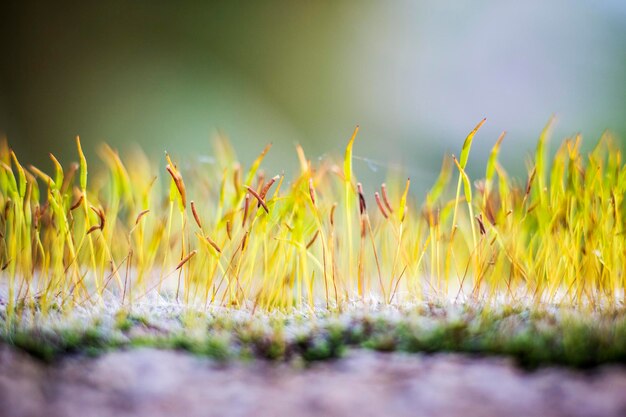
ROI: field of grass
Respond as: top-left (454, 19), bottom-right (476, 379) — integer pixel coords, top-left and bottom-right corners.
top-left (1, 119), bottom-right (625, 366)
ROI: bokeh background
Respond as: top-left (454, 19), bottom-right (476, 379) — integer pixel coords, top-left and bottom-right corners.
top-left (1, 1), bottom-right (625, 190)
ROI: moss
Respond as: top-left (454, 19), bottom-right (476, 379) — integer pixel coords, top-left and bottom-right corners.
top-left (4, 124), bottom-right (626, 326)
top-left (300, 336), bottom-right (333, 362)
top-left (8, 331), bottom-right (57, 363)
top-left (6, 306), bottom-right (626, 369)
top-left (114, 310), bottom-right (134, 332)
top-left (204, 335), bottom-right (232, 362)
top-left (4, 324), bottom-right (116, 362)
top-left (499, 330), bottom-right (555, 369)
top-left (295, 328), bottom-right (346, 362)
top-left (250, 333), bottom-right (287, 361)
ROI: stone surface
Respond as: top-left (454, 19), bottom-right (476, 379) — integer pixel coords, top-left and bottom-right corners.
top-left (1, 345), bottom-right (626, 417)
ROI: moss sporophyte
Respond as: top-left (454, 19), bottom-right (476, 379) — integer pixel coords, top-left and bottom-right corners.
top-left (1, 119), bottom-right (626, 326)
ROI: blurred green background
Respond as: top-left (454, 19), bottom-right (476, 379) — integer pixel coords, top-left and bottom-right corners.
top-left (1, 1), bottom-right (625, 189)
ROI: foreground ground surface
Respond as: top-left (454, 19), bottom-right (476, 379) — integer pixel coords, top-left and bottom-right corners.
top-left (2, 345), bottom-right (626, 417)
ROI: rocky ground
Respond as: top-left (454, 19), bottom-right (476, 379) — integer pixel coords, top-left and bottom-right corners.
top-left (2, 345), bottom-right (626, 417)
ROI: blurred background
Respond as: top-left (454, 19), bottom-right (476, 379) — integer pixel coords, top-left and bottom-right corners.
top-left (1, 1), bottom-right (625, 190)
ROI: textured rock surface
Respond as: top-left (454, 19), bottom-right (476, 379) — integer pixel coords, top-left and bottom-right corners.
top-left (2, 345), bottom-right (626, 417)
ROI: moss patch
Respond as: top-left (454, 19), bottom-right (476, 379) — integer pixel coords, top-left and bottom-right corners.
top-left (3, 304), bottom-right (626, 369)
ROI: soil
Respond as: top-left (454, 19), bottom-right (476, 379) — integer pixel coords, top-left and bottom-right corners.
top-left (1, 345), bottom-right (626, 417)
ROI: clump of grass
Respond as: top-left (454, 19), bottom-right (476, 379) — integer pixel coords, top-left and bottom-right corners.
top-left (0, 120), bottom-right (625, 324)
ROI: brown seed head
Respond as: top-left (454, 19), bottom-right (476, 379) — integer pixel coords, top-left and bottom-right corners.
top-left (176, 250), bottom-right (197, 270)
top-left (308, 178), bottom-right (316, 207)
top-left (259, 174), bottom-right (279, 202)
top-left (476, 214), bottom-right (487, 235)
top-left (306, 230), bottom-right (319, 249)
top-left (90, 205), bottom-right (105, 231)
top-left (244, 185), bottom-right (269, 213)
top-left (242, 193), bottom-right (250, 227)
top-left (166, 164), bottom-right (187, 209)
top-left (374, 192), bottom-right (388, 219)
top-left (191, 201), bottom-right (202, 229)
top-left (226, 220), bottom-right (232, 240)
top-left (206, 235), bottom-right (222, 253)
top-left (330, 202), bottom-right (337, 226)
top-left (70, 194), bottom-right (84, 211)
top-left (357, 183), bottom-right (366, 215)
top-left (381, 183), bottom-right (393, 213)
top-left (135, 209), bottom-right (150, 225)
